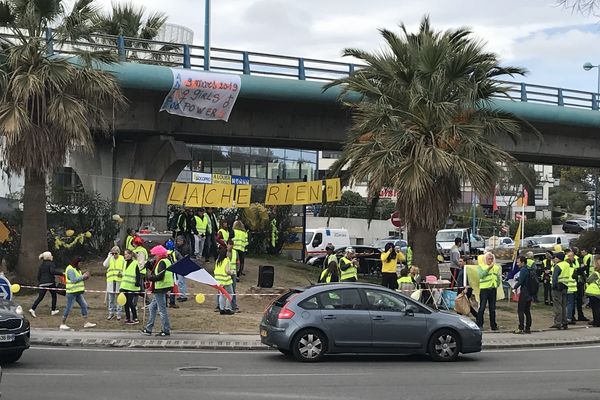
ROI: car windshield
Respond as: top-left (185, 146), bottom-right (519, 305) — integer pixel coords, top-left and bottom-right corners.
top-left (535, 237), bottom-right (556, 244)
top-left (304, 232), bottom-right (314, 245)
top-left (436, 231), bottom-right (461, 242)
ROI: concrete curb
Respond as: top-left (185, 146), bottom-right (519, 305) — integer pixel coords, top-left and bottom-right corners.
top-left (30, 336), bottom-right (600, 351)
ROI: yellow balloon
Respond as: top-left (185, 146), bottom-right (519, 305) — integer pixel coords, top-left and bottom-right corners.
top-left (195, 293), bottom-right (205, 304)
top-left (436, 255), bottom-right (444, 262)
top-left (112, 214), bottom-right (121, 221)
top-left (10, 283), bottom-right (20, 294)
top-left (65, 229), bottom-right (74, 237)
top-left (116, 292), bottom-right (127, 306)
top-left (85, 231), bottom-right (92, 238)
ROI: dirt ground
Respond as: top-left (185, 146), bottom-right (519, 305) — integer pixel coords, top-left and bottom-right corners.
top-left (14, 256), bottom-right (320, 333)
top-left (13, 257), bottom-right (568, 333)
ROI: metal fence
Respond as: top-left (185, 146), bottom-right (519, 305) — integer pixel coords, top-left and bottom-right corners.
top-left (1, 30), bottom-right (599, 110)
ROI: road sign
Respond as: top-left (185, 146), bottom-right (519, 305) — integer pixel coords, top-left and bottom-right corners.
top-left (0, 275), bottom-right (12, 301)
top-left (391, 211), bottom-right (403, 228)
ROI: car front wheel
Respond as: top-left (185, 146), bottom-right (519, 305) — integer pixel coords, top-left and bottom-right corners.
top-left (291, 329), bottom-right (327, 362)
top-left (428, 329), bottom-right (460, 362)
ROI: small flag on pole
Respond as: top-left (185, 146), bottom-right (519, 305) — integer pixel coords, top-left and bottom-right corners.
top-left (167, 256), bottom-right (232, 301)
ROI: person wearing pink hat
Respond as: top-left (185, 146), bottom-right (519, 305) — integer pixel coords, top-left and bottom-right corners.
top-left (141, 245), bottom-right (173, 336)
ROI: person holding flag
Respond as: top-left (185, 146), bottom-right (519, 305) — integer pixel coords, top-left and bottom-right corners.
top-left (141, 245), bottom-right (173, 337)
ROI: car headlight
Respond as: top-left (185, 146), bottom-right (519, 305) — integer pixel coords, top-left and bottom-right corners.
top-left (458, 316), bottom-right (480, 330)
top-left (15, 305), bottom-right (23, 315)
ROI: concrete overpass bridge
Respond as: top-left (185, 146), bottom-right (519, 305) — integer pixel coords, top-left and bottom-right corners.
top-left (6, 33), bottom-right (598, 227)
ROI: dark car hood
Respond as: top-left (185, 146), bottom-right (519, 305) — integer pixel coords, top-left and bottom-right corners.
top-left (0, 298), bottom-right (23, 318)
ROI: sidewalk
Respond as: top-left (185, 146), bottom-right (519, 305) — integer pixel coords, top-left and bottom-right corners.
top-left (30, 326), bottom-right (600, 351)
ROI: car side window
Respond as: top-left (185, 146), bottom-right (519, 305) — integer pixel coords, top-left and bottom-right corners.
top-left (318, 289), bottom-right (364, 310)
top-left (557, 237), bottom-right (561, 244)
top-left (312, 233), bottom-right (322, 247)
top-left (364, 290), bottom-right (406, 312)
top-left (298, 296), bottom-right (319, 310)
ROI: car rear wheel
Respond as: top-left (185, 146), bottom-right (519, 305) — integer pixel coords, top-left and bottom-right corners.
top-left (291, 329), bottom-right (327, 362)
top-left (428, 329), bottom-right (460, 362)
top-left (0, 350), bottom-right (23, 364)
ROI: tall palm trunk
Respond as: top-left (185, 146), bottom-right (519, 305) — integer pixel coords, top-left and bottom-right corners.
top-left (411, 225), bottom-right (438, 278)
top-left (17, 171), bottom-right (48, 284)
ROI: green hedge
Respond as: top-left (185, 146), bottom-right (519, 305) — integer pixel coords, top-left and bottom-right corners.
top-left (509, 219), bottom-right (552, 237)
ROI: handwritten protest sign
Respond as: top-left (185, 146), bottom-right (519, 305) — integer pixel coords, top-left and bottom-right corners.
top-left (118, 179), bottom-right (156, 205)
top-left (160, 69), bottom-right (241, 122)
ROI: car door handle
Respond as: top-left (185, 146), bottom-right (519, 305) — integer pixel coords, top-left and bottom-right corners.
top-left (372, 316), bottom-right (385, 321)
top-left (323, 315), bottom-right (336, 320)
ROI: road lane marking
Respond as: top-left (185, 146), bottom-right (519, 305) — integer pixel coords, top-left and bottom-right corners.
top-left (462, 368), bottom-right (600, 375)
top-left (4, 373), bottom-right (85, 377)
top-left (180, 372), bottom-right (372, 377)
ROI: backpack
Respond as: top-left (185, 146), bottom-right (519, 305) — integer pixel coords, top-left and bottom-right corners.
top-left (527, 269), bottom-right (540, 295)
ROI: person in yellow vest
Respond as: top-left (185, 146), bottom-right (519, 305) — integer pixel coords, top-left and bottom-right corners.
top-left (573, 248), bottom-right (590, 322)
top-left (120, 249), bottom-right (141, 324)
top-left (339, 248), bottom-right (359, 282)
top-left (103, 246), bottom-right (125, 321)
top-left (60, 257), bottom-right (96, 331)
top-left (319, 260), bottom-right (340, 283)
top-left (194, 208), bottom-right (210, 260)
top-left (585, 254), bottom-right (600, 327)
top-left (397, 268), bottom-right (414, 294)
top-left (125, 228), bottom-right (137, 252)
top-left (216, 219), bottom-right (230, 249)
top-left (551, 252), bottom-right (571, 329)
top-left (541, 250), bottom-right (554, 306)
top-left (323, 244), bottom-right (338, 269)
top-left (565, 249), bottom-right (582, 324)
top-left (141, 245), bottom-right (173, 336)
top-left (214, 245), bottom-right (236, 315)
top-left (132, 236), bottom-right (149, 308)
top-left (380, 242), bottom-right (405, 290)
top-left (226, 239), bottom-right (240, 310)
top-left (476, 252), bottom-right (501, 330)
top-left (232, 220), bottom-right (248, 278)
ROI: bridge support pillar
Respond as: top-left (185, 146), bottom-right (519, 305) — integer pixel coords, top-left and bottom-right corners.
top-left (70, 136), bottom-right (191, 233)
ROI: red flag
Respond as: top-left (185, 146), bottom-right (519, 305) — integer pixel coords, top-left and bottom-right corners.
top-left (523, 188), bottom-right (529, 206)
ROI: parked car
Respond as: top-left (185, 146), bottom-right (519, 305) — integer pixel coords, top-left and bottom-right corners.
top-left (307, 246), bottom-right (383, 276)
top-left (522, 237), bottom-right (541, 248)
top-left (535, 234), bottom-right (571, 250)
top-left (373, 238), bottom-right (408, 254)
top-left (305, 228), bottom-right (351, 259)
top-left (562, 220), bottom-right (587, 234)
top-left (0, 298), bottom-right (30, 364)
top-left (260, 283), bottom-right (482, 362)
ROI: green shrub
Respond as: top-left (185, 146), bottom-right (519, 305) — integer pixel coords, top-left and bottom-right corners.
top-left (571, 230), bottom-right (600, 251)
top-left (509, 219), bottom-right (552, 237)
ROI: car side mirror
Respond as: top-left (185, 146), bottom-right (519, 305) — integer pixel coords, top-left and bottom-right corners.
top-left (405, 305), bottom-right (418, 316)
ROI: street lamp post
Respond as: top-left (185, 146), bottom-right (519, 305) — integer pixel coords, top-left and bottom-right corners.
top-left (204, 0), bottom-right (211, 71)
top-left (583, 62), bottom-right (600, 230)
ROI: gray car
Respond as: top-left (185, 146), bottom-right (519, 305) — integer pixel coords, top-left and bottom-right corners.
top-left (260, 283), bottom-right (482, 362)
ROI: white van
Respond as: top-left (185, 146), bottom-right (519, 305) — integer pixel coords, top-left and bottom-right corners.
top-left (436, 228), bottom-right (472, 258)
top-left (535, 234), bottom-right (572, 250)
top-left (305, 228), bottom-right (350, 257)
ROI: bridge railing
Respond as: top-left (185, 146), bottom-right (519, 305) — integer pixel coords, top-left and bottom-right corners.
top-left (2, 31), bottom-right (598, 110)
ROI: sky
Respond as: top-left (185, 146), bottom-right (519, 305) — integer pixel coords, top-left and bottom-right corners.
top-left (94, 0), bottom-right (600, 91)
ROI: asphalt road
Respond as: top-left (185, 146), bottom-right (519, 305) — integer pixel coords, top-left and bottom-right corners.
top-left (2, 345), bottom-right (600, 400)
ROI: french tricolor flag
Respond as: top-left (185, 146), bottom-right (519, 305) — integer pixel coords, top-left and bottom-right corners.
top-left (167, 256), bottom-right (232, 301)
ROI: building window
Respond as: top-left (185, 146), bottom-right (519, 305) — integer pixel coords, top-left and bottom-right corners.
top-left (535, 187), bottom-right (543, 200)
top-left (322, 151), bottom-right (341, 159)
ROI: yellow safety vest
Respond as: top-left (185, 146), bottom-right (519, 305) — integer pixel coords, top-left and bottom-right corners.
top-left (154, 259), bottom-right (174, 290)
top-left (567, 262), bottom-right (578, 293)
top-left (106, 255), bottom-right (125, 283)
top-left (325, 253), bottom-right (338, 269)
top-left (585, 271), bottom-right (600, 296)
top-left (120, 260), bottom-right (140, 292)
top-left (218, 228), bottom-right (230, 242)
top-left (319, 268), bottom-right (339, 283)
top-left (556, 261), bottom-right (574, 290)
top-left (397, 276), bottom-right (413, 287)
top-left (229, 249), bottom-right (238, 273)
top-left (214, 258), bottom-right (233, 286)
top-left (65, 265), bottom-right (85, 294)
top-left (478, 264), bottom-right (501, 289)
top-left (125, 235), bottom-right (135, 251)
top-left (195, 215), bottom-right (209, 235)
top-left (339, 256), bottom-right (358, 281)
top-left (232, 229), bottom-right (248, 252)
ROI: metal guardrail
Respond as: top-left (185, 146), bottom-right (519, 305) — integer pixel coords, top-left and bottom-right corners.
top-left (1, 31), bottom-right (599, 110)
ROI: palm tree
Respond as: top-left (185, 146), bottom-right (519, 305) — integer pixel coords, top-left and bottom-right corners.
top-left (325, 17), bottom-right (534, 276)
top-left (0, 0), bottom-right (125, 283)
top-left (94, 2), bottom-right (169, 62)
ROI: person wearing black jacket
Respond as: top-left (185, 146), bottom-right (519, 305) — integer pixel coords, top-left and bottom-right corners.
top-left (203, 208), bottom-right (219, 262)
top-left (513, 256), bottom-right (533, 334)
top-left (29, 251), bottom-right (62, 318)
